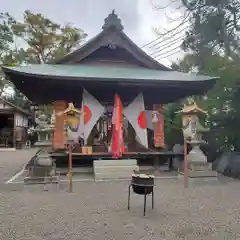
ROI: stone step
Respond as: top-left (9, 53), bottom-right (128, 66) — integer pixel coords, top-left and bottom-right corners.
top-left (93, 159), bottom-right (137, 167)
top-left (93, 159), bottom-right (138, 181)
top-left (94, 172), bottom-right (132, 180)
top-left (24, 175), bottom-right (60, 184)
top-left (94, 165), bottom-right (139, 174)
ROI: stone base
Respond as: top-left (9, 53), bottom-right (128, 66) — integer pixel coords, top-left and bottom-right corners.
top-left (187, 162), bottom-right (217, 178)
top-left (0, 148), bottom-right (16, 151)
top-left (178, 174), bottom-right (219, 186)
top-left (34, 141), bottom-right (52, 147)
top-left (93, 159), bottom-right (138, 181)
top-left (179, 169), bottom-right (218, 178)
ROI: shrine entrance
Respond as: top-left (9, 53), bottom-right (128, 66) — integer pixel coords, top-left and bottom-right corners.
top-left (2, 11), bottom-right (217, 179)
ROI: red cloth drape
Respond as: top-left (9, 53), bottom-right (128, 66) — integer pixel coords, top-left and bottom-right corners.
top-left (111, 94), bottom-right (124, 158)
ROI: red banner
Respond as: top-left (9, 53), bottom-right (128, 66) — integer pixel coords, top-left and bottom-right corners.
top-left (153, 104), bottom-right (165, 148)
top-left (112, 94), bottom-right (124, 158)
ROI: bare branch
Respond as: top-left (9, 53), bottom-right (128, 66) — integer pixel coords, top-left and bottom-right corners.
top-left (158, 11), bottom-right (190, 37)
top-left (164, 6), bottom-right (190, 24)
top-left (150, 0), bottom-right (179, 11)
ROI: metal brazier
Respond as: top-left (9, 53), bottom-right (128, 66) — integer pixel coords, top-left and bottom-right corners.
top-left (131, 174), bottom-right (154, 195)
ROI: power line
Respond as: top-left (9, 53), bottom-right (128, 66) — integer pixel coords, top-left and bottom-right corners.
top-left (154, 45), bottom-right (181, 59)
top-left (147, 26), bottom-right (192, 58)
top-left (152, 14), bottom-right (230, 60)
top-left (153, 33), bottom-right (186, 51)
top-left (142, 24), bottom-right (189, 49)
top-left (147, 7), bottom-right (236, 62)
top-left (144, 8), bottom-right (234, 59)
top-left (150, 30), bottom-right (201, 58)
top-left (156, 49), bottom-right (182, 60)
top-left (141, 11), bottom-right (190, 49)
top-left (148, 25), bottom-right (189, 50)
top-left (150, 35), bottom-right (185, 56)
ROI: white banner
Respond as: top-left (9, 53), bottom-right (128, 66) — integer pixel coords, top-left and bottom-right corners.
top-left (123, 93), bottom-right (148, 148)
top-left (81, 89), bottom-right (105, 144)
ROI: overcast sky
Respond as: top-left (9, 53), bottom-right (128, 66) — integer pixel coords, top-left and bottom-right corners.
top-left (1, 0), bottom-right (188, 67)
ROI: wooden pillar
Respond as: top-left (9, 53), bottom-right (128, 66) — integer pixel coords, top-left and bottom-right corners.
top-left (153, 104), bottom-right (165, 148)
top-left (13, 113), bottom-right (16, 149)
top-left (52, 101), bottom-right (67, 149)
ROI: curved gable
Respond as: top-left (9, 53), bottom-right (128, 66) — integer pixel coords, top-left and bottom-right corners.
top-left (55, 11), bottom-right (171, 71)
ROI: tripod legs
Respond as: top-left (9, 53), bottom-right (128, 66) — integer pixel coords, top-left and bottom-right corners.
top-left (128, 184), bottom-right (154, 216)
top-left (152, 189), bottom-right (154, 209)
top-left (128, 184), bottom-right (131, 210)
top-left (144, 188), bottom-right (147, 216)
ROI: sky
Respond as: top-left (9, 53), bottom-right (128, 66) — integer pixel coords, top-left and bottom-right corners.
top-left (1, 0), bottom-right (188, 67)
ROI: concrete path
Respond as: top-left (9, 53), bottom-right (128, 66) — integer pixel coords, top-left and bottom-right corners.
top-left (0, 149), bottom-right (38, 187)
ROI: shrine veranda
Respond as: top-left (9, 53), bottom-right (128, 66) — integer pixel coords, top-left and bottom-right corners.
top-left (2, 11), bottom-right (217, 166)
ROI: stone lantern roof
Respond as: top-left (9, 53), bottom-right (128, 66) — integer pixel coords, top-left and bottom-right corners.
top-left (177, 103), bottom-right (208, 115)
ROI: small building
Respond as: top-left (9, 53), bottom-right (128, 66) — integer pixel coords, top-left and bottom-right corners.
top-left (0, 98), bottom-right (30, 149)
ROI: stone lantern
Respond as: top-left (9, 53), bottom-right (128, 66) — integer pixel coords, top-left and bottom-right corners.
top-left (57, 102), bottom-right (83, 192)
top-left (178, 103), bottom-right (217, 178)
top-left (58, 103), bottom-right (82, 144)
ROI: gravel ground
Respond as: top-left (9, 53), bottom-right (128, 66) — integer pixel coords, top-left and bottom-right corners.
top-left (1, 150), bottom-right (240, 239)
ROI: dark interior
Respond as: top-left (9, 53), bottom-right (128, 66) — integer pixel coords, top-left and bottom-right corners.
top-left (0, 114), bottom-right (14, 147)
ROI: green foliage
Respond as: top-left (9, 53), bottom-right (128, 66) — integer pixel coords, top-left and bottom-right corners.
top-left (173, 52), bottom-right (240, 151)
top-left (0, 10), bottom-right (87, 115)
top-left (10, 10), bottom-right (87, 63)
top-left (165, 0), bottom-right (240, 152)
top-left (38, 104), bottom-right (53, 121)
top-left (0, 13), bottom-right (16, 94)
top-left (0, 12), bottom-right (15, 57)
top-left (164, 103), bottom-right (183, 148)
top-left (182, 0), bottom-right (240, 62)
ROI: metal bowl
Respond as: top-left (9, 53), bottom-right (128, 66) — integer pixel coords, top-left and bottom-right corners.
top-left (131, 174), bottom-right (154, 195)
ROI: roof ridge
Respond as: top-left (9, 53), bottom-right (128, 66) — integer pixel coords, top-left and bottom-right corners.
top-left (0, 97), bottom-right (31, 116)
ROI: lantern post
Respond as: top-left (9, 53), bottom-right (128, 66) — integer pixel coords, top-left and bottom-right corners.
top-left (177, 103), bottom-right (209, 188)
top-left (183, 138), bottom-right (189, 188)
top-left (57, 103), bottom-right (82, 193)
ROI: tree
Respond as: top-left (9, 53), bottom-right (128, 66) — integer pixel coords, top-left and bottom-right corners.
top-left (0, 12), bottom-right (15, 56)
top-left (173, 53), bottom-right (240, 151)
top-left (150, 1), bottom-right (240, 152)
top-left (164, 103), bottom-right (183, 148)
top-left (176, 0), bottom-right (240, 152)
top-left (0, 12), bottom-right (16, 94)
top-left (181, 0), bottom-right (240, 63)
top-left (1, 11), bottom-right (87, 113)
top-left (11, 10), bottom-right (87, 63)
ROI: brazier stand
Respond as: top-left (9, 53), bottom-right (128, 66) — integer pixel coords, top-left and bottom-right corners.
top-left (128, 176), bottom-right (154, 216)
